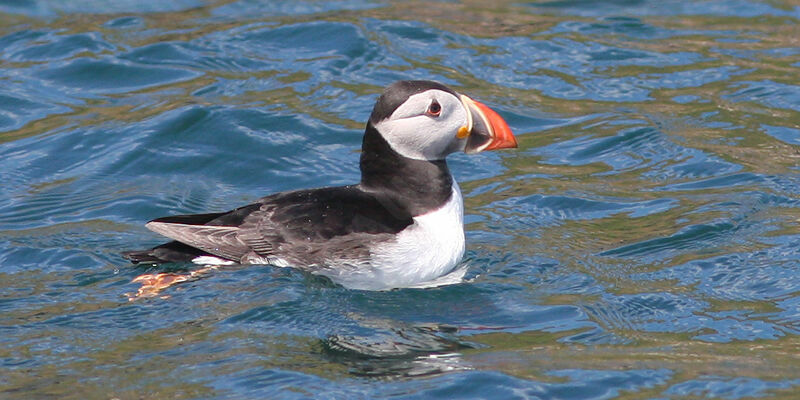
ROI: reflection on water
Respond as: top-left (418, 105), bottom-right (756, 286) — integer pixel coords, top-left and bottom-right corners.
top-left (323, 318), bottom-right (475, 377)
top-left (1, 0), bottom-right (799, 398)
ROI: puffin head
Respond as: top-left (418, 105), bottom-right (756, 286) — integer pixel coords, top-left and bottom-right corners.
top-left (368, 80), bottom-right (517, 161)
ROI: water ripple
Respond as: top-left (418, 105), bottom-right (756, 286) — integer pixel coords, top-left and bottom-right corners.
top-left (35, 58), bottom-right (201, 94)
top-left (1, 0), bottom-right (799, 398)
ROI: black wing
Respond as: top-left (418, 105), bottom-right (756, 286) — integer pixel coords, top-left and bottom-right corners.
top-left (139, 185), bottom-right (413, 264)
top-left (237, 186), bottom-right (413, 262)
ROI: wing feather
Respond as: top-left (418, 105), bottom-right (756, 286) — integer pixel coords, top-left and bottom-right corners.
top-left (145, 221), bottom-right (247, 262)
top-left (140, 186), bottom-right (413, 267)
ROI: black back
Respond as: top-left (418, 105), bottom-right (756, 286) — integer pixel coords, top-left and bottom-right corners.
top-left (247, 185), bottom-right (414, 241)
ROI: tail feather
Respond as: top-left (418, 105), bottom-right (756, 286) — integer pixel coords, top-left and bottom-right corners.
top-left (122, 241), bottom-right (210, 264)
top-left (149, 212), bottom-right (226, 225)
top-left (124, 207), bottom-right (256, 264)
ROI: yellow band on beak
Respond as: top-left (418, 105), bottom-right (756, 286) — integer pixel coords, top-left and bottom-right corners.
top-left (457, 94), bottom-right (475, 139)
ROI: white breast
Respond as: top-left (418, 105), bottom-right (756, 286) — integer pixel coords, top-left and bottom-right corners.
top-left (363, 182), bottom-right (466, 289)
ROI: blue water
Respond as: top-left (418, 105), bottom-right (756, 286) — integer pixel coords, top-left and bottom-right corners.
top-left (2, 0), bottom-right (799, 398)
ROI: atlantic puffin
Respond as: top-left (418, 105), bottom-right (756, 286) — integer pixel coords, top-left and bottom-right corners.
top-left (123, 80), bottom-right (517, 290)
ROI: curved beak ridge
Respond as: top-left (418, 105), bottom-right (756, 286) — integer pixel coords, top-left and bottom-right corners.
top-left (460, 95), bottom-right (517, 154)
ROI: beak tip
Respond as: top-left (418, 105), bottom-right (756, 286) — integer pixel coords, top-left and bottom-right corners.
top-left (484, 112), bottom-right (517, 151)
top-left (466, 97), bottom-right (517, 152)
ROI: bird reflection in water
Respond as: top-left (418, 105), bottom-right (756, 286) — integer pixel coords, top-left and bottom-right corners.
top-left (127, 268), bottom-right (481, 379)
top-left (321, 315), bottom-right (481, 378)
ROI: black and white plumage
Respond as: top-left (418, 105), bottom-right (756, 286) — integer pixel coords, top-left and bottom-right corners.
top-left (123, 80), bottom-right (517, 290)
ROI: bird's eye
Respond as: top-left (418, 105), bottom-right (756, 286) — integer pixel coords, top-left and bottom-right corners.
top-left (426, 100), bottom-right (441, 117)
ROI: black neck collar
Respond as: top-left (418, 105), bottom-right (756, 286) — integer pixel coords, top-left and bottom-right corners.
top-left (359, 123), bottom-right (454, 216)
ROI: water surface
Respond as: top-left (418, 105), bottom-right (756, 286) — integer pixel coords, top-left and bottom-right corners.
top-left (1, 0), bottom-right (799, 398)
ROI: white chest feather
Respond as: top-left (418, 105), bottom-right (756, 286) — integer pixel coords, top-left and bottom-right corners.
top-left (366, 182), bottom-right (466, 288)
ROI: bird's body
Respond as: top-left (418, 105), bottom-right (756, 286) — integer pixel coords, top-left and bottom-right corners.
top-left (123, 80), bottom-right (516, 290)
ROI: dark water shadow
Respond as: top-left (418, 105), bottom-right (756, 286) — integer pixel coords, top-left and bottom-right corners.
top-left (319, 318), bottom-right (481, 378)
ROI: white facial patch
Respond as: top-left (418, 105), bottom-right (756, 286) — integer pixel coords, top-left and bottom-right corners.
top-left (373, 89), bottom-right (468, 160)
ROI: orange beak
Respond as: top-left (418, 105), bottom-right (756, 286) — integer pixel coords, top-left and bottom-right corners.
top-left (459, 95), bottom-right (518, 154)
